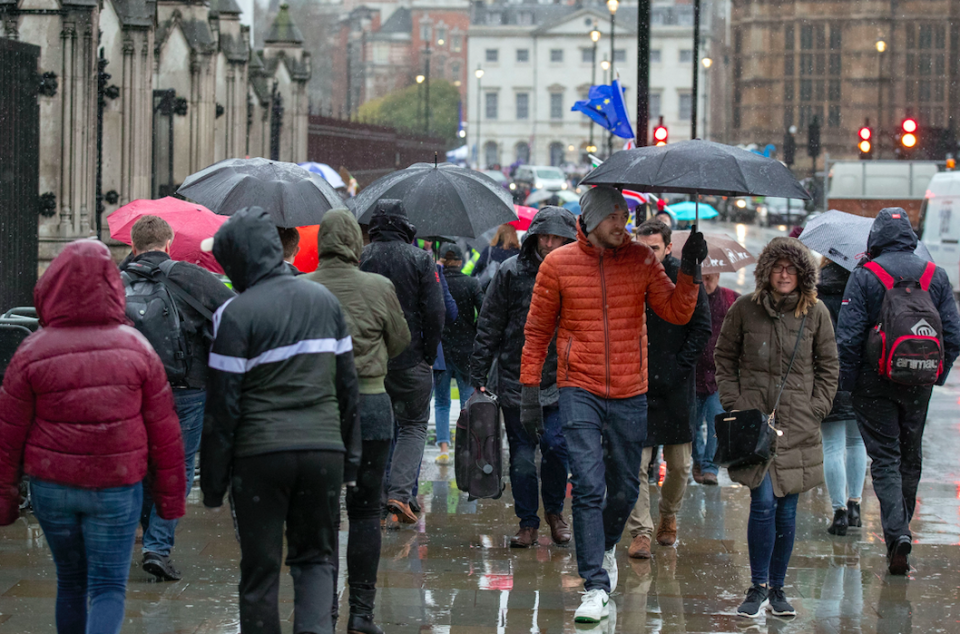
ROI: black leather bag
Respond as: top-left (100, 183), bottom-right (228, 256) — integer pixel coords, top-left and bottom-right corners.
top-left (714, 314), bottom-right (807, 469)
top-left (454, 390), bottom-right (505, 501)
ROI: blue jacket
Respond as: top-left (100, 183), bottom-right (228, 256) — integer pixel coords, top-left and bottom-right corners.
top-left (836, 208), bottom-right (960, 391)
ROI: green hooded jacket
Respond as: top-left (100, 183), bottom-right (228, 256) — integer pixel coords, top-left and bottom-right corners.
top-left (304, 209), bottom-right (411, 394)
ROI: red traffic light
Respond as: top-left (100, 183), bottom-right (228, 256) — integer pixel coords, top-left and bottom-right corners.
top-left (653, 125), bottom-right (668, 146)
top-left (858, 127), bottom-right (872, 141)
top-left (902, 118), bottom-right (918, 134)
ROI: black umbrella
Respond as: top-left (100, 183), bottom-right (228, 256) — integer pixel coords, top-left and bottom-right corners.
top-left (354, 162), bottom-right (517, 238)
top-left (177, 157), bottom-right (342, 228)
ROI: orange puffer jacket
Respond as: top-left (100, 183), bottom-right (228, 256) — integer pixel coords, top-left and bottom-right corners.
top-left (521, 225), bottom-right (700, 399)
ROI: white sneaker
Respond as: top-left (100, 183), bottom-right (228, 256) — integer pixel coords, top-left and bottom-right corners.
top-left (602, 547), bottom-right (618, 593)
top-left (574, 588), bottom-right (610, 623)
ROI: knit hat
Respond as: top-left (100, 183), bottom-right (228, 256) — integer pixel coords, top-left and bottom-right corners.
top-left (579, 186), bottom-right (628, 234)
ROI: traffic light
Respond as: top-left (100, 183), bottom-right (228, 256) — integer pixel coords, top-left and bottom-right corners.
top-left (807, 116), bottom-right (821, 159)
top-left (783, 130), bottom-right (796, 166)
top-left (858, 124), bottom-right (873, 159)
top-left (900, 118), bottom-right (918, 151)
top-left (653, 116), bottom-right (668, 146)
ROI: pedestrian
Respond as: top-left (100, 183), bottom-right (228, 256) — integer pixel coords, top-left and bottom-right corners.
top-left (714, 237), bottom-right (838, 618)
top-left (626, 220), bottom-right (712, 559)
top-left (304, 208), bottom-right (410, 634)
top-left (434, 243), bottom-right (483, 465)
top-left (121, 215), bottom-right (234, 581)
top-left (816, 256), bottom-right (866, 536)
top-left (359, 200), bottom-right (444, 524)
top-left (277, 226), bottom-right (304, 275)
top-left (0, 240), bottom-right (186, 634)
top-left (202, 207), bottom-right (361, 634)
top-left (473, 223), bottom-right (520, 282)
top-left (837, 208), bottom-right (960, 574)
top-left (521, 186), bottom-right (706, 623)
top-left (692, 272), bottom-right (740, 485)
top-left (471, 206), bottom-right (577, 548)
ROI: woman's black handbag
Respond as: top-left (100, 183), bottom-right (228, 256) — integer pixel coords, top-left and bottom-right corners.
top-left (714, 314), bottom-right (807, 469)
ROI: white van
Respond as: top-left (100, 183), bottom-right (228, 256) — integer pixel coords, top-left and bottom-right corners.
top-left (919, 171), bottom-right (960, 293)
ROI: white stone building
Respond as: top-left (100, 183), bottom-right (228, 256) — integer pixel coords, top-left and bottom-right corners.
top-left (467, 0), bottom-right (711, 168)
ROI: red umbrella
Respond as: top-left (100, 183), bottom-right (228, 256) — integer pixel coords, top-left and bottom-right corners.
top-left (293, 225), bottom-right (320, 273)
top-left (108, 197), bottom-right (227, 274)
top-left (509, 205), bottom-right (538, 231)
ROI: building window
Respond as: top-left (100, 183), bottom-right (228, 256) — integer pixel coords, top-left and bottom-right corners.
top-left (486, 49), bottom-right (499, 63)
top-left (784, 106), bottom-right (794, 128)
top-left (649, 93), bottom-right (661, 119)
top-left (828, 104), bottom-right (841, 128)
top-left (516, 142), bottom-right (530, 164)
top-left (549, 142), bottom-right (565, 166)
top-left (650, 49), bottom-right (662, 63)
top-left (484, 141), bottom-right (498, 168)
top-left (516, 48), bottom-right (529, 63)
top-left (485, 92), bottom-right (498, 119)
top-left (582, 48), bottom-right (594, 64)
top-left (679, 93), bottom-right (692, 120)
top-left (452, 35), bottom-right (462, 52)
top-left (516, 93), bottom-right (529, 120)
top-left (437, 27), bottom-right (447, 44)
top-left (784, 24), bottom-right (794, 50)
top-left (550, 93), bottom-right (563, 119)
top-left (614, 49), bottom-right (626, 63)
top-left (420, 24), bottom-right (432, 42)
top-left (550, 49), bottom-right (563, 63)
top-left (451, 62), bottom-right (461, 80)
top-left (679, 49), bottom-right (693, 63)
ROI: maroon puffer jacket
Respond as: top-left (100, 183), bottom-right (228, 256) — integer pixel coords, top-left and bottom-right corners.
top-left (0, 240), bottom-right (185, 526)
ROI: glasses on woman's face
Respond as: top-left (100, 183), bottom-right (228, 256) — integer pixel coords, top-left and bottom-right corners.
top-left (772, 265), bottom-right (798, 275)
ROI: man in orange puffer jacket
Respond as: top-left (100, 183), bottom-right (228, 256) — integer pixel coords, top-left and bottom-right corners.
top-left (520, 186), bottom-right (707, 623)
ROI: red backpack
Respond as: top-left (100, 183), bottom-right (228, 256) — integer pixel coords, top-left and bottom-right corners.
top-left (863, 260), bottom-right (943, 386)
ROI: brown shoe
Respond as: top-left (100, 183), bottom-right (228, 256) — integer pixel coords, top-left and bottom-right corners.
top-left (656, 514), bottom-right (678, 546)
top-left (545, 513), bottom-right (571, 544)
top-left (386, 499), bottom-right (418, 524)
top-left (692, 463), bottom-right (704, 484)
top-left (510, 526), bottom-right (539, 548)
top-left (702, 472), bottom-right (718, 486)
top-left (627, 534), bottom-right (652, 559)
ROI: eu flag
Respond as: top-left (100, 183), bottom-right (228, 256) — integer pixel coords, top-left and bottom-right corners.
top-left (571, 79), bottom-right (635, 140)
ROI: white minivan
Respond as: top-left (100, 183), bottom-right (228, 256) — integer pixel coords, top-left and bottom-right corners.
top-left (919, 171), bottom-right (960, 293)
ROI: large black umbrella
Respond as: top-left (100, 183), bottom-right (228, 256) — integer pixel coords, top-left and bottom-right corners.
top-left (177, 157), bottom-right (342, 228)
top-left (354, 163), bottom-right (517, 238)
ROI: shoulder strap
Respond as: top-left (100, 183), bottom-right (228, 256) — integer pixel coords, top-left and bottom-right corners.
top-left (154, 262), bottom-right (215, 321)
top-left (772, 313), bottom-right (808, 414)
top-left (864, 261), bottom-right (894, 290)
top-left (919, 261), bottom-right (936, 291)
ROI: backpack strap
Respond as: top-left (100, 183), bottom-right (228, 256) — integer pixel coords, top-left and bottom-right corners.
top-left (919, 261), bottom-right (936, 291)
top-left (864, 261), bottom-right (894, 290)
top-left (156, 260), bottom-right (215, 321)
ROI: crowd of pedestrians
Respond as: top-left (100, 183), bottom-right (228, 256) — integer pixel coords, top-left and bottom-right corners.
top-left (0, 189), bottom-right (958, 633)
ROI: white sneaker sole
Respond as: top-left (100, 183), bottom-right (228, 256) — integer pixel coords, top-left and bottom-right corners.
top-left (574, 603), bottom-right (610, 623)
top-left (737, 599), bottom-right (768, 619)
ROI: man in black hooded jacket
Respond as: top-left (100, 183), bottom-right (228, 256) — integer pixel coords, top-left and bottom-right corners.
top-left (202, 207), bottom-right (361, 634)
top-left (359, 200), bottom-right (445, 524)
top-left (838, 207), bottom-right (960, 575)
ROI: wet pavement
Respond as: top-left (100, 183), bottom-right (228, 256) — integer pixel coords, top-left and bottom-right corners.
top-left (3, 221), bottom-right (960, 633)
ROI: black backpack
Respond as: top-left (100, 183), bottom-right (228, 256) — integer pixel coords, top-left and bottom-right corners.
top-left (863, 260), bottom-right (944, 386)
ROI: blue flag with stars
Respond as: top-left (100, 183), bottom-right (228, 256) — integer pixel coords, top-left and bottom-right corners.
top-left (571, 78), bottom-right (635, 140)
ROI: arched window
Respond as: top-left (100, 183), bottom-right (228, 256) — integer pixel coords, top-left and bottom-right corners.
top-left (549, 142), bottom-right (565, 167)
top-left (484, 141), bottom-right (498, 168)
top-left (515, 141), bottom-right (530, 164)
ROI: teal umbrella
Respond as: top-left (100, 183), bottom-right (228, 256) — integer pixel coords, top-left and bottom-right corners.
top-left (667, 201), bottom-right (718, 222)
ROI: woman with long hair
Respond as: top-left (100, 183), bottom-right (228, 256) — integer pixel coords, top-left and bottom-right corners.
top-left (473, 223), bottom-right (521, 281)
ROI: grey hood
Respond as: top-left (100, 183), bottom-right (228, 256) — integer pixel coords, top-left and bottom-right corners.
top-left (519, 205), bottom-right (577, 261)
top-left (867, 207), bottom-right (919, 257)
top-left (213, 206), bottom-right (286, 292)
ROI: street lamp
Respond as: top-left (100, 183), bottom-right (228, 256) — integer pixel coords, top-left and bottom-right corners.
top-left (701, 57), bottom-right (712, 139)
top-left (701, 57), bottom-right (712, 69)
top-left (601, 58), bottom-right (610, 83)
top-left (606, 0), bottom-right (618, 157)
top-left (416, 74), bottom-right (425, 132)
top-left (475, 66), bottom-right (484, 168)
top-left (876, 39), bottom-right (886, 158)
top-left (423, 41), bottom-right (432, 135)
top-left (589, 25), bottom-right (601, 155)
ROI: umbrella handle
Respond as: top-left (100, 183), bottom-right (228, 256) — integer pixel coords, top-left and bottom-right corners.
top-left (692, 194), bottom-right (699, 233)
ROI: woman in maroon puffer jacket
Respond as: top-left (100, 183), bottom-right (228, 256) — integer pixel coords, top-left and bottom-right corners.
top-left (0, 240), bottom-right (185, 634)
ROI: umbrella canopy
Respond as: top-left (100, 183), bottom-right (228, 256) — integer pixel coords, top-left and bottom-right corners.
top-left (108, 197), bottom-right (227, 274)
top-left (670, 231), bottom-right (756, 273)
top-left (510, 205), bottom-right (538, 231)
top-left (798, 209), bottom-right (934, 272)
top-left (177, 157), bottom-right (342, 228)
top-left (354, 163), bottom-right (517, 238)
top-left (524, 189), bottom-right (579, 206)
top-left (580, 140), bottom-right (811, 200)
top-left (666, 201), bottom-right (719, 222)
top-left (298, 162), bottom-right (346, 189)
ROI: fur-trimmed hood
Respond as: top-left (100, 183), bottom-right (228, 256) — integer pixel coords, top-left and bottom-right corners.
top-left (753, 237), bottom-right (819, 317)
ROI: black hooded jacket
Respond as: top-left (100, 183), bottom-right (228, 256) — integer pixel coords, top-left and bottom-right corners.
top-left (837, 207), bottom-right (960, 391)
top-left (471, 206), bottom-right (577, 409)
top-left (201, 207), bottom-right (361, 507)
top-left (360, 201), bottom-right (445, 370)
top-left (817, 261), bottom-right (856, 423)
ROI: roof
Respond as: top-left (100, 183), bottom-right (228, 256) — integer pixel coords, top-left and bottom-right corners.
top-left (155, 17), bottom-right (217, 54)
top-left (219, 32), bottom-right (249, 62)
top-left (210, 0), bottom-right (243, 17)
top-left (379, 7), bottom-right (412, 34)
top-left (109, 0), bottom-right (156, 28)
top-left (264, 3), bottom-right (304, 44)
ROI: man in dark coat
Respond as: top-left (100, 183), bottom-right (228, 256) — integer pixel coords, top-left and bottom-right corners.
top-left (837, 208), bottom-right (960, 575)
top-left (471, 206), bottom-right (577, 547)
top-left (359, 200), bottom-right (445, 524)
top-left (625, 220), bottom-right (711, 559)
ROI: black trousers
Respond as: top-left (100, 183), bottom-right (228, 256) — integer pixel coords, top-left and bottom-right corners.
top-left (232, 450), bottom-right (343, 634)
top-left (852, 372), bottom-right (932, 545)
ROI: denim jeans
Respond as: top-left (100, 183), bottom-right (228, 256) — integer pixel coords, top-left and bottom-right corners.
top-left (559, 387), bottom-right (646, 593)
top-left (747, 472), bottom-right (799, 588)
top-left (433, 362), bottom-right (474, 446)
top-left (821, 418), bottom-right (867, 511)
top-left (502, 406), bottom-right (569, 528)
top-left (384, 362), bottom-right (434, 505)
top-left (30, 479), bottom-right (142, 634)
top-left (692, 392), bottom-right (723, 475)
top-left (142, 388), bottom-right (205, 556)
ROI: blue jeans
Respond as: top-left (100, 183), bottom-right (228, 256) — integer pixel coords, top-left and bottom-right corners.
top-left (503, 406), bottom-right (569, 528)
top-left (748, 472), bottom-right (799, 588)
top-left (433, 362), bottom-right (474, 446)
top-left (692, 392), bottom-right (723, 475)
top-left (822, 418), bottom-right (867, 511)
top-left (142, 388), bottom-right (205, 556)
top-left (559, 387), bottom-right (646, 593)
top-left (30, 479), bottom-right (142, 634)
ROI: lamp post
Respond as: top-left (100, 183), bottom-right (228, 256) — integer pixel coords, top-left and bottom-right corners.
top-left (701, 56), bottom-right (712, 140)
top-left (589, 26), bottom-right (601, 154)
top-left (606, 0), bottom-right (618, 157)
top-left (690, 0), bottom-right (701, 138)
top-left (876, 39), bottom-right (886, 159)
top-left (475, 66), bottom-right (484, 168)
top-left (423, 40), bottom-right (432, 136)
top-left (416, 74), bottom-right (425, 132)
top-left (601, 57), bottom-right (610, 84)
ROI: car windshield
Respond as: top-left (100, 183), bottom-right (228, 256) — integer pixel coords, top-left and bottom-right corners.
top-left (536, 168), bottom-right (565, 180)
top-left (764, 197), bottom-right (793, 210)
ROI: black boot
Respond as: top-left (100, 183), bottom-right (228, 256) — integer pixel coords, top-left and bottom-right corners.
top-left (847, 500), bottom-right (862, 528)
top-left (347, 585), bottom-right (383, 634)
top-left (827, 508), bottom-right (848, 536)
